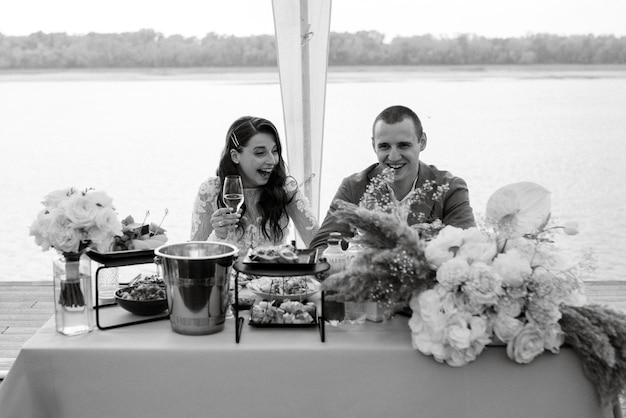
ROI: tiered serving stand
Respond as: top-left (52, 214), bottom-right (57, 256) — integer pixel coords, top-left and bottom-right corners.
top-left (232, 257), bottom-right (330, 343)
top-left (86, 249), bottom-right (170, 330)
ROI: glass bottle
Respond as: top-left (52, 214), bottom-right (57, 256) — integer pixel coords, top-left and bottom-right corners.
top-left (322, 232), bottom-right (346, 275)
top-left (322, 232), bottom-right (346, 326)
top-left (343, 241), bottom-right (367, 325)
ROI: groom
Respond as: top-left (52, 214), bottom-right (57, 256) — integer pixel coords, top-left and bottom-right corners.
top-left (310, 105), bottom-right (476, 249)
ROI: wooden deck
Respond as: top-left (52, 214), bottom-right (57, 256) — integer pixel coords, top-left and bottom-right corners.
top-left (0, 281), bottom-right (54, 378)
top-left (2, 280), bottom-right (626, 379)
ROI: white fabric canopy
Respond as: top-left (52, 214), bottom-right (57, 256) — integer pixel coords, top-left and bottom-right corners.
top-left (272, 0), bottom-right (331, 220)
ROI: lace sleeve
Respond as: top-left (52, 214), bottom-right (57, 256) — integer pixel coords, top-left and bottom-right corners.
top-left (190, 177), bottom-right (221, 241)
top-left (284, 177), bottom-right (319, 247)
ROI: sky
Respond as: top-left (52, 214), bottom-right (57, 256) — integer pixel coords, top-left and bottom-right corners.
top-left (0, 0), bottom-right (625, 40)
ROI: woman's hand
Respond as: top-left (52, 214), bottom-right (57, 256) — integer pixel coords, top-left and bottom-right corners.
top-left (211, 208), bottom-right (241, 239)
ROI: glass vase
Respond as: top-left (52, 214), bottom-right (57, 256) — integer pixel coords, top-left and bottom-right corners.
top-left (53, 252), bottom-right (95, 336)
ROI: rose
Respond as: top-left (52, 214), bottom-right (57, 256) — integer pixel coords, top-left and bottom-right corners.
top-left (526, 299), bottom-right (562, 326)
top-left (88, 208), bottom-right (124, 252)
top-left (42, 187), bottom-right (76, 208)
top-left (85, 190), bottom-right (114, 208)
top-left (412, 286), bottom-right (454, 324)
top-left (30, 210), bottom-right (54, 250)
top-left (493, 249), bottom-right (532, 287)
top-left (424, 225), bottom-right (466, 268)
top-left (469, 315), bottom-right (491, 346)
top-left (63, 193), bottom-right (100, 228)
top-left (31, 187), bottom-right (122, 254)
top-left (436, 257), bottom-right (470, 289)
top-left (410, 321), bottom-right (446, 357)
top-left (543, 324), bottom-right (565, 354)
top-left (456, 227), bottom-right (498, 264)
top-left (506, 322), bottom-right (546, 364)
top-left (445, 312), bottom-right (472, 350)
top-left (409, 292), bottom-right (449, 357)
top-left (493, 312), bottom-right (524, 342)
top-left (495, 295), bottom-right (524, 317)
top-left (45, 210), bottom-right (83, 253)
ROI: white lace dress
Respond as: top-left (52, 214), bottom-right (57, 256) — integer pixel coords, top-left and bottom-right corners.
top-left (190, 177), bottom-right (319, 253)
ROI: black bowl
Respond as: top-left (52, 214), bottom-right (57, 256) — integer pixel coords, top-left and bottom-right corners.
top-left (115, 287), bottom-right (168, 316)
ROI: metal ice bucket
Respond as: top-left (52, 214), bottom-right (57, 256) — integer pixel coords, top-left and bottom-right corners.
top-left (154, 242), bottom-right (238, 335)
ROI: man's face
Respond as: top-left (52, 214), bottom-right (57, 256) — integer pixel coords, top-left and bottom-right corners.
top-left (372, 117), bottom-right (423, 186)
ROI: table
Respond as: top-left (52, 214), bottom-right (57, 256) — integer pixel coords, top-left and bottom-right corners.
top-left (0, 313), bottom-right (615, 418)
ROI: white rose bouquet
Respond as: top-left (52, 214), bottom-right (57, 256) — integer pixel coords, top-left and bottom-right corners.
top-left (410, 183), bottom-right (585, 366)
top-left (30, 187), bottom-right (122, 254)
top-left (30, 187), bottom-right (123, 307)
top-left (324, 178), bottom-right (626, 409)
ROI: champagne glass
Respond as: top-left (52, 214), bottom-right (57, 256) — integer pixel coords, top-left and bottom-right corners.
top-left (222, 175), bottom-right (244, 213)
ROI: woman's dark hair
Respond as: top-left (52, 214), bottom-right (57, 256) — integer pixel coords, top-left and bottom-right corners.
top-left (216, 116), bottom-right (292, 242)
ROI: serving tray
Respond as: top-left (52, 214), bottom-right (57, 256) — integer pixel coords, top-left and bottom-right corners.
top-left (86, 248), bottom-right (155, 266)
top-left (242, 248), bottom-right (319, 269)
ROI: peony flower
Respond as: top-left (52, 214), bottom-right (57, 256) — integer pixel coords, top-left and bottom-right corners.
top-left (463, 262), bottom-right (504, 306)
top-left (455, 227), bottom-right (498, 264)
top-left (506, 322), bottom-right (546, 364)
top-left (486, 182), bottom-right (551, 239)
top-left (436, 257), bottom-right (471, 289)
top-left (492, 249), bottom-right (532, 287)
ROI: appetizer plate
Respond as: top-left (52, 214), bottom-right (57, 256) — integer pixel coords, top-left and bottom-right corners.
top-left (243, 248), bottom-right (319, 269)
top-left (247, 276), bottom-right (321, 301)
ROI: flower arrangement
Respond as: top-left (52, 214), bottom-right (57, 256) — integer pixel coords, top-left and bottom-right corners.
top-left (322, 168), bottom-right (449, 314)
top-left (30, 187), bottom-right (122, 308)
top-left (323, 172), bottom-right (626, 408)
top-left (30, 187), bottom-right (122, 254)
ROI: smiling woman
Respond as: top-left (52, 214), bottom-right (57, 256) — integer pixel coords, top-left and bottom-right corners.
top-left (190, 116), bottom-right (319, 253)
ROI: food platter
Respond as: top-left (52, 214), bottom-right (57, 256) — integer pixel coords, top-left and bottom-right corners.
top-left (115, 287), bottom-right (168, 316)
top-left (242, 248), bottom-right (319, 269)
top-left (247, 276), bottom-right (321, 301)
top-left (248, 300), bottom-right (318, 327)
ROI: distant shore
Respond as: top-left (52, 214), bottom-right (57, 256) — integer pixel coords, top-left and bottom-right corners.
top-left (1, 64), bottom-right (625, 83)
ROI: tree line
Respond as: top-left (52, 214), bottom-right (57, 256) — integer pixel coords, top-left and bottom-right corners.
top-left (1, 29), bottom-right (625, 69)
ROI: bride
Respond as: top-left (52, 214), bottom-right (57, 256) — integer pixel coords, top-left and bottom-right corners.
top-left (190, 116), bottom-right (318, 252)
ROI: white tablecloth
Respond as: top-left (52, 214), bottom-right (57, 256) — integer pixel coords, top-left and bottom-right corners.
top-left (0, 311), bottom-right (614, 418)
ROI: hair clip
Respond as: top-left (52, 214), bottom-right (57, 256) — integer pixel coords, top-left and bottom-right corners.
top-left (231, 132), bottom-right (241, 148)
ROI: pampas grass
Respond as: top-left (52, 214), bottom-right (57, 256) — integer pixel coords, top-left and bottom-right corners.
top-left (560, 304), bottom-right (626, 408)
top-left (322, 201), bottom-right (436, 313)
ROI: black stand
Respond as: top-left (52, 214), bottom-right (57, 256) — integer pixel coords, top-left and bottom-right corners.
top-left (233, 260), bottom-right (330, 343)
top-left (87, 249), bottom-right (169, 330)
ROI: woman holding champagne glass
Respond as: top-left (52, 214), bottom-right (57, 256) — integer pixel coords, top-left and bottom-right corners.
top-left (191, 116), bottom-right (319, 252)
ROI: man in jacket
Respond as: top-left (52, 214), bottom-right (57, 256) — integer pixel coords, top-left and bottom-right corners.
top-left (310, 105), bottom-right (476, 249)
